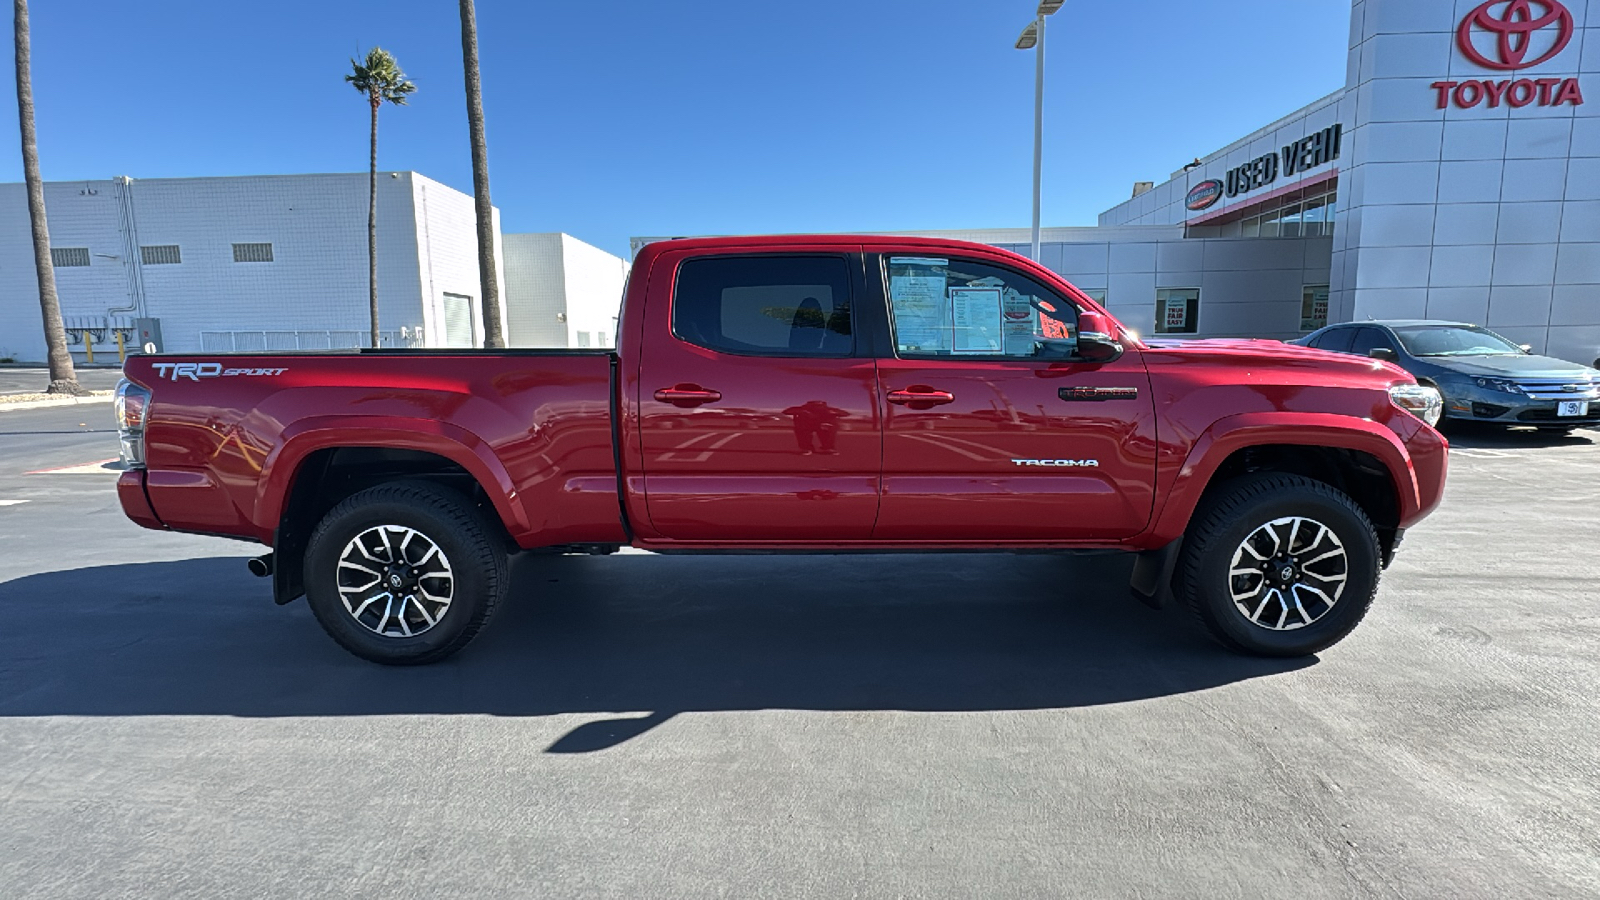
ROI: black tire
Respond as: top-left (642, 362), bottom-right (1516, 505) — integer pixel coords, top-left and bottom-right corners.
top-left (303, 481), bottom-right (509, 665)
top-left (1177, 473), bottom-right (1380, 657)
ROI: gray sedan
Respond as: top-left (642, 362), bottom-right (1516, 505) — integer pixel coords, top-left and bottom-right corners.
top-left (1290, 320), bottom-right (1600, 433)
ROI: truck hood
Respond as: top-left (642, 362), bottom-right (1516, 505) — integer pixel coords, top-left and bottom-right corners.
top-left (1141, 338), bottom-right (1408, 378)
top-left (1418, 354), bottom-right (1599, 380)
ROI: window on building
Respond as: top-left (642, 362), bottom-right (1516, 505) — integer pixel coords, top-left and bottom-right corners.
top-left (140, 245), bottom-right (181, 265)
top-left (1301, 285), bottom-right (1330, 332)
top-left (576, 331), bottom-right (592, 348)
top-left (1233, 189), bottom-right (1338, 239)
top-left (673, 255), bottom-right (853, 357)
top-left (598, 331), bottom-right (609, 347)
top-left (1080, 288), bottom-right (1107, 304)
top-left (50, 247), bottom-right (90, 267)
top-left (232, 242), bottom-right (274, 263)
top-left (1155, 288), bottom-right (1200, 334)
top-left (885, 256), bottom-right (1079, 359)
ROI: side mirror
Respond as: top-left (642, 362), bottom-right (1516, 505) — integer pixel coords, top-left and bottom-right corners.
top-left (1368, 347), bottom-right (1398, 362)
top-left (1520, 344), bottom-right (1533, 354)
top-left (1075, 311), bottom-right (1124, 364)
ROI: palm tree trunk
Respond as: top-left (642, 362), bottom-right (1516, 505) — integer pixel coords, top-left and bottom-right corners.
top-left (13, 0), bottom-right (81, 393)
top-left (367, 97), bottom-right (380, 349)
top-left (459, 0), bottom-right (504, 349)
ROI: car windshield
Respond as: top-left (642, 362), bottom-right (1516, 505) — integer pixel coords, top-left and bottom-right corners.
top-left (1392, 325), bottom-right (1523, 357)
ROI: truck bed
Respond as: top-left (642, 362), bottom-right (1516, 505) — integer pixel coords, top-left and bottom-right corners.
top-left (121, 350), bottom-right (626, 548)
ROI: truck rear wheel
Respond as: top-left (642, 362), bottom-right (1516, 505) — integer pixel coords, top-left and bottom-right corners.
top-left (303, 481), bottom-right (508, 665)
top-left (1177, 473), bottom-right (1379, 657)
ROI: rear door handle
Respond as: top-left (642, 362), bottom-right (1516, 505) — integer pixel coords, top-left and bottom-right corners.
top-left (654, 385), bottom-right (723, 408)
top-left (887, 386), bottom-right (956, 407)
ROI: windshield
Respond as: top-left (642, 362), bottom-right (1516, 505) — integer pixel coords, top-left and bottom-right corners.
top-left (1392, 325), bottom-right (1523, 357)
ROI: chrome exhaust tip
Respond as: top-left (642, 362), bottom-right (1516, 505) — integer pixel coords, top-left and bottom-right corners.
top-left (247, 554), bottom-right (274, 578)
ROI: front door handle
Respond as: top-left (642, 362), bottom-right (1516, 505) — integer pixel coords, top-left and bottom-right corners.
top-left (887, 386), bottom-right (956, 407)
top-left (654, 384), bottom-right (723, 408)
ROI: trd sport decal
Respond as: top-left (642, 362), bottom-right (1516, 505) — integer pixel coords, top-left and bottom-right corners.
top-left (151, 362), bottom-right (289, 381)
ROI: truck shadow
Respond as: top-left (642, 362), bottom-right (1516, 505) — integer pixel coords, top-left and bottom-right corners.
top-left (0, 553), bottom-right (1311, 750)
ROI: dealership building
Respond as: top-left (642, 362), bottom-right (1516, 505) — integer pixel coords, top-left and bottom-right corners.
top-left (0, 172), bottom-right (627, 362)
top-left (634, 0), bottom-right (1598, 365)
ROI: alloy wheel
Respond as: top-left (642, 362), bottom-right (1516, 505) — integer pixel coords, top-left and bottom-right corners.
top-left (1227, 516), bottom-right (1348, 631)
top-left (335, 525), bottom-right (455, 638)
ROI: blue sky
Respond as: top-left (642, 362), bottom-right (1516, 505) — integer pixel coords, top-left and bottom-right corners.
top-left (3, 0), bottom-right (1354, 257)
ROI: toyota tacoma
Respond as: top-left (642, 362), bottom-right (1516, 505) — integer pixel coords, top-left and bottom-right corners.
top-left (114, 235), bottom-right (1448, 664)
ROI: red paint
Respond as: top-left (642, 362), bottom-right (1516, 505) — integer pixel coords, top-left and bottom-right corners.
top-left (1457, 0), bottom-right (1574, 71)
top-left (1431, 77), bottom-right (1583, 109)
top-left (119, 234), bottom-right (1447, 559)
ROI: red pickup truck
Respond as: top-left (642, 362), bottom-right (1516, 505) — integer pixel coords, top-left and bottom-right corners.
top-left (114, 235), bottom-right (1447, 665)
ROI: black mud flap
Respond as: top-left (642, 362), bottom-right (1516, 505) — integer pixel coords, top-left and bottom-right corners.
top-left (1129, 538), bottom-right (1183, 610)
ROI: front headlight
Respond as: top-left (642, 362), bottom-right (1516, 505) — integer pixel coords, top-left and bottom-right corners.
top-left (1473, 376), bottom-right (1522, 394)
top-left (1389, 383), bottom-right (1443, 427)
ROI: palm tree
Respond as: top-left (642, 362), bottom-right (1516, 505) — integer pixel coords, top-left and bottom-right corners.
top-left (459, 0), bottom-right (504, 349)
top-left (345, 47), bottom-right (415, 349)
top-left (13, 0), bottom-right (81, 394)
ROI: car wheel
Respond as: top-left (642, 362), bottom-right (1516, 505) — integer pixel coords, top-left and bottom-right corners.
top-left (303, 481), bottom-right (509, 665)
top-left (1177, 473), bottom-right (1380, 657)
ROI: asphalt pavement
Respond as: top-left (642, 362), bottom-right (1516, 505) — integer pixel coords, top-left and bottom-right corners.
top-left (1, 404), bottom-right (1597, 898)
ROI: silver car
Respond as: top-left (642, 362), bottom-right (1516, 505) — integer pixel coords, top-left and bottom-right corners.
top-left (1291, 320), bottom-right (1600, 434)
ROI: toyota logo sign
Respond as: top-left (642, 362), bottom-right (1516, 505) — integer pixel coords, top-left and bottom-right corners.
top-left (1432, 0), bottom-right (1584, 109)
top-left (1457, 0), bottom-right (1575, 71)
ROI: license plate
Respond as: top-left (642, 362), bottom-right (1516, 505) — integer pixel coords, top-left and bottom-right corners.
top-left (1557, 401), bottom-right (1589, 417)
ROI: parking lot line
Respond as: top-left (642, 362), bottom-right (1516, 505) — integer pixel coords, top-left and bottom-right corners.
top-left (0, 499), bottom-right (28, 506)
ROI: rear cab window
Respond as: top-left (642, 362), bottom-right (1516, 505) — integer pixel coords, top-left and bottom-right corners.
top-left (884, 256), bottom-right (1079, 359)
top-left (672, 255), bottom-right (853, 357)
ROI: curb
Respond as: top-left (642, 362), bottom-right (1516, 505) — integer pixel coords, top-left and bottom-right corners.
top-left (0, 393), bottom-right (115, 413)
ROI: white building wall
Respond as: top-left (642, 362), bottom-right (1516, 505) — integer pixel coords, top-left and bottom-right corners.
top-left (502, 233), bottom-right (628, 348)
top-left (502, 233), bottom-right (568, 347)
top-left (0, 172), bottom-right (502, 360)
top-left (559, 234), bottom-right (627, 348)
top-left (128, 173), bottom-right (424, 353)
top-left (411, 172), bottom-right (506, 348)
top-left (1337, 0), bottom-right (1600, 364)
top-left (0, 180), bottom-right (128, 362)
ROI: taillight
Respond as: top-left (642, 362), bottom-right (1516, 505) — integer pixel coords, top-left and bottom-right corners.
top-left (114, 379), bottom-right (152, 468)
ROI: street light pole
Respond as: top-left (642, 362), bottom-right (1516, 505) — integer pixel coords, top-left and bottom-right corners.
top-left (1030, 15), bottom-right (1045, 263)
top-left (1016, 1), bottom-right (1065, 263)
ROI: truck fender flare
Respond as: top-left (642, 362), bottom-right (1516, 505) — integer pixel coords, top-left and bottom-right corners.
top-left (1147, 411), bottom-right (1420, 542)
top-left (254, 416), bottom-right (530, 540)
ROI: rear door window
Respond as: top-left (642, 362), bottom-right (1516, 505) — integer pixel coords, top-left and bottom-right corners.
top-left (1313, 327), bottom-right (1355, 353)
top-left (1348, 327), bottom-right (1396, 357)
top-left (672, 256), bottom-right (853, 357)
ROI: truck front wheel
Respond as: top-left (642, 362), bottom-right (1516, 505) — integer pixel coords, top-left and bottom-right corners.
top-left (303, 481), bottom-right (509, 665)
top-left (1177, 473), bottom-right (1380, 657)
